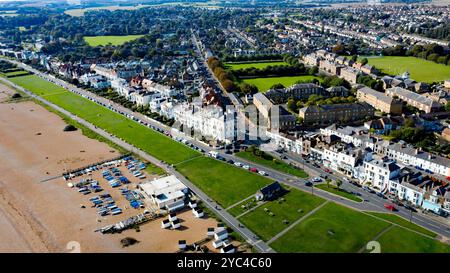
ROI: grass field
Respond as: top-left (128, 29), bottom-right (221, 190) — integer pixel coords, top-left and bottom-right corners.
top-left (3, 71), bottom-right (30, 77)
top-left (373, 226), bottom-right (450, 253)
top-left (235, 151), bottom-right (308, 178)
top-left (238, 188), bottom-right (325, 241)
top-left (363, 56), bottom-right (450, 83)
top-left (8, 75), bottom-right (199, 164)
top-left (242, 75), bottom-right (320, 92)
top-left (225, 61), bottom-right (289, 70)
top-left (270, 202), bottom-right (390, 253)
top-left (366, 211), bottom-right (436, 237)
top-left (84, 35), bottom-right (144, 47)
top-left (175, 157), bottom-right (271, 208)
top-left (315, 184), bottom-right (363, 202)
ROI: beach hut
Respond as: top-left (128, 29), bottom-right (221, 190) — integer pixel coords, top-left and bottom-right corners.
top-left (178, 240), bottom-right (187, 250)
top-left (168, 213), bottom-right (177, 222)
top-left (161, 219), bottom-right (171, 229)
top-left (193, 208), bottom-right (204, 218)
top-left (171, 219), bottom-right (181, 229)
top-left (221, 244), bottom-right (235, 254)
top-left (206, 227), bottom-right (215, 237)
top-left (188, 201), bottom-right (197, 209)
top-left (212, 239), bottom-right (224, 249)
top-left (214, 229), bottom-right (228, 241)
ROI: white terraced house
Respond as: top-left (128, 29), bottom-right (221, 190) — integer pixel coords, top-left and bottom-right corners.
top-left (173, 103), bottom-right (236, 143)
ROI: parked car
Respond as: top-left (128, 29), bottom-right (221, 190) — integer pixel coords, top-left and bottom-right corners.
top-left (258, 171), bottom-right (267, 176)
top-left (227, 159), bottom-right (234, 164)
top-left (242, 165), bottom-right (250, 170)
top-left (324, 168), bottom-right (332, 174)
top-left (384, 203), bottom-right (397, 211)
top-left (404, 204), bottom-right (417, 212)
top-left (249, 167), bottom-right (258, 173)
top-left (305, 181), bottom-right (313, 187)
top-left (312, 177), bottom-right (322, 183)
top-left (234, 162), bottom-right (242, 167)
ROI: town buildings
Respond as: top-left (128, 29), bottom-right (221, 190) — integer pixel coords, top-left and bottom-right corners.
top-left (386, 87), bottom-right (442, 113)
top-left (299, 103), bottom-right (374, 126)
top-left (357, 86), bottom-right (403, 114)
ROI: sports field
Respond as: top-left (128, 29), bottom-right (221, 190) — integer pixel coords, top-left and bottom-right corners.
top-left (242, 75), bottom-right (319, 92)
top-left (225, 61), bottom-right (289, 70)
top-left (363, 56), bottom-right (450, 83)
top-left (84, 35), bottom-right (144, 47)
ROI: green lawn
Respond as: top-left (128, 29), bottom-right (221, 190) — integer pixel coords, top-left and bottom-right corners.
top-left (8, 75), bottom-right (199, 165)
top-left (225, 61), bottom-right (289, 70)
top-left (84, 35), bottom-right (145, 47)
top-left (315, 184), bottom-right (363, 202)
top-left (366, 211), bottom-right (436, 237)
top-left (374, 226), bottom-right (450, 253)
top-left (3, 71), bottom-right (29, 77)
top-left (242, 75), bottom-right (320, 92)
top-left (235, 151), bottom-right (308, 178)
top-left (227, 197), bottom-right (259, 217)
top-left (238, 188), bottom-right (325, 241)
top-left (270, 202), bottom-right (390, 253)
top-left (175, 157), bottom-right (271, 208)
top-left (363, 56), bottom-right (450, 83)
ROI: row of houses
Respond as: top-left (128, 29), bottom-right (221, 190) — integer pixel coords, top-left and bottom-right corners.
top-left (266, 125), bottom-right (450, 214)
top-left (303, 50), bottom-right (377, 83)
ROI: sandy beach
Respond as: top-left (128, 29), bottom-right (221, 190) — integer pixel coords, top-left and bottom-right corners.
top-left (0, 83), bottom-right (231, 253)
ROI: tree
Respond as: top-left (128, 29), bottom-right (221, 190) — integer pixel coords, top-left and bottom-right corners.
top-left (326, 178), bottom-right (331, 188)
top-left (336, 180), bottom-right (342, 190)
top-left (270, 83), bottom-right (285, 90)
top-left (361, 58), bottom-right (368, 65)
top-left (332, 43), bottom-right (345, 54)
top-left (287, 98), bottom-right (297, 113)
top-left (446, 101), bottom-right (450, 111)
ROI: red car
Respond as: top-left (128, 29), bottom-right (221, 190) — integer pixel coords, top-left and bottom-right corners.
top-left (324, 168), bottom-right (332, 173)
top-left (249, 168), bottom-right (258, 173)
top-left (384, 203), bottom-right (397, 211)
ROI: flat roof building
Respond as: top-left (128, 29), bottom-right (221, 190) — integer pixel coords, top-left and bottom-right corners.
top-left (139, 175), bottom-right (188, 212)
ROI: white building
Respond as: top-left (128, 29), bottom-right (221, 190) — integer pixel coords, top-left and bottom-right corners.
top-left (358, 157), bottom-right (401, 192)
top-left (173, 103), bottom-right (236, 143)
top-left (315, 144), bottom-right (363, 177)
top-left (139, 175), bottom-right (188, 212)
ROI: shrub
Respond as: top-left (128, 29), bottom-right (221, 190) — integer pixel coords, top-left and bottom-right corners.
top-left (63, 125), bottom-right (77, 132)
